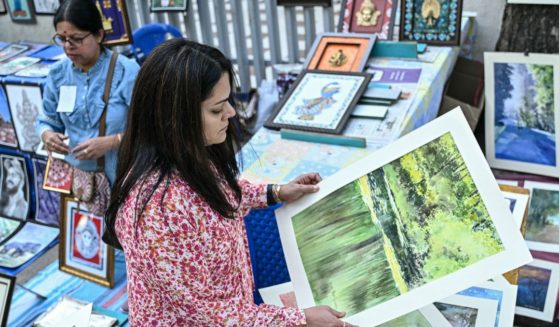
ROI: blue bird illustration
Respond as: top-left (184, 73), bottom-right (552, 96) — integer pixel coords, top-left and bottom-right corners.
top-left (295, 82), bottom-right (341, 121)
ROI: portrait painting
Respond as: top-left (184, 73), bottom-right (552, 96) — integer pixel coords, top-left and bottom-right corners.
top-left (523, 181), bottom-right (559, 253)
top-left (434, 295), bottom-right (498, 327)
top-left (0, 86), bottom-right (18, 148)
top-left (0, 154), bottom-right (29, 221)
top-left (60, 197), bottom-right (114, 288)
top-left (265, 71), bottom-right (370, 134)
top-left (484, 52), bottom-right (559, 178)
top-left (0, 44), bottom-right (29, 62)
top-left (33, 159), bottom-right (60, 226)
top-left (0, 222), bottom-right (59, 268)
top-left (0, 272), bottom-right (15, 327)
top-left (150, 0), bottom-right (188, 12)
top-left (95, 0), bottom-right (132, 46)
top-left (515, 259), bottom-right (559, 322)
top-left (5, 0), bottom-right (35, 22)
top-left (399, 0), bottom-right (463, 46)
top-left (4, 84), bottom-right (42, 153)
top-left (303, 33), bottom-right (375, 72)
top-left (276, 110), bottom-right (531, 325)
top-left (32, 0), bottom-right (59, 14)
top-left (338, 0), bottom-right (398, 40)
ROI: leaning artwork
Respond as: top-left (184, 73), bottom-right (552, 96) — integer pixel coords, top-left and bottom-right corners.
top-left (523, 181), bottom-right (559, 253)
top-left (515, 259), bottom-right (559, 322)
top-left (4, 84), bottom-right (42, 153)
top-left (276, 109), bottom-right (532, 325)
top-left (485, 52), bottom-right (559, 178)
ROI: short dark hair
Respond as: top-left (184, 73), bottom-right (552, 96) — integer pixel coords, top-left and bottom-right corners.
top-left (105, 39), bottom-right (243, 246)
top-left (54, 0), bottom-right (104, 39)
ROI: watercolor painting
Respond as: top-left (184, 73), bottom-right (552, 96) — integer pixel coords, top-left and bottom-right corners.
top-left (0, 217), bottom-right (20, 244)
top-left (434, 302), bottom-right (478, 327)
top-left (0, 223), bottom-right (58, 268)
top-left (524, 181), bottom-right (559, 252)
top-left (515, 259), bottom-right (559, 322)
top-left (32, 159), bottom-right (60, 226)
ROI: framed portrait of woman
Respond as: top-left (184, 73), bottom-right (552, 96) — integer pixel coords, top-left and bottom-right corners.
top-left (60, 196), bottom-right (114, 288)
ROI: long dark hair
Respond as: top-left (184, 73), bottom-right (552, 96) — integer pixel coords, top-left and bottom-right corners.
top-left (54, 0), bottom-right (104, 42)
top-left (105, 39), bottom-right (242, 245)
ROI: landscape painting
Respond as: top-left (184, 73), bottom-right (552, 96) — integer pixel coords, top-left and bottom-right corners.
top-left (515, 259), bottom-right (559, 322)
top-left (434, 302), bottom-right (478, 327)
top-left (435, 295), bottom-right (499, 327)
top-left (523, 181), bottom-right (559, 252)
top-left (485, 53), bottom-right (559, 177)
top-left (276, 110), bottom-right (532, 325)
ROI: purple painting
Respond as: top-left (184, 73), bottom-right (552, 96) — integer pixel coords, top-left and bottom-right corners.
top-left (33, 159), bottom-right (60, 226)
top-left (96, 0), bottom-right (132, 46)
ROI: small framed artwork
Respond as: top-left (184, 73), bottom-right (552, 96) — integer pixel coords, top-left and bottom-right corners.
top-left (95, 0), bottom-right (133, 46)
top-left (4, 83), bottom-right (42, 153)
top-left (0, 222), bottom-right (59, 268)
top-left (0, 154), bottom-right (30, 221)
top-left (60, 196), bottom-right (114, 288)
top-left (277, 0), bottom-right (332, 6)
top-left (264, 70), bottom-right (371, 134)
top-left (0, 44), bottom-right (29, 62)
top-left (150, 0), bottom-right (188, 12)
top-left (42, 157), bottom-right (72, 194)
top-left (33, 158), bottom-right (60, 226)
top-left (485, 52), bottom-right (559, 178)
top-left (303, 33), bottom-right (376, 72)
top-left (0, 86), bottom-right (18, 148)
top-left (0, 272), bottom-right (15, 327)
top-left (338, 0), bottom-right (398, 40)
top-left (523, 181), bottom-right (559, 253)
top-left (516, 259), bottom-right (559, 322)
top-left (5, 0), bottom-right (35, 23)
top-left (399, 0), bottom-right (463, 46)
top-left (32, 0), bottom-right (59, 15)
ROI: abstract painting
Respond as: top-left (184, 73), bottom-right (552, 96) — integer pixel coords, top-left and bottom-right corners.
top-left (0, 86), bottom-right (18, 148)
top-left (485, 52), bottom-right (559, 178)
top-left (303, 33), bottom-right (376, 72)
top-left (399, 0), bottom-right (463, 45)
top-left (523, 181), bottom-right (559, 253)
top-left (0, 222), bottom-right (58, 268)
top-left (265, 71), bottom-right (370, 134)
top-left (338, 0), bottom-right (398, 40)
top-left (4, 84), bottom-right (42, 153)
top-left (276, 109), bottom-right (532, 325)
top-left (516, 259), bottom-right (559, 322)
top-left (32, 159), bottom-right (60, 226)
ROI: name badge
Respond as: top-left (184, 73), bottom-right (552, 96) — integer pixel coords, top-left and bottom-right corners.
top-left (56, 85), bottom-right (77, 113)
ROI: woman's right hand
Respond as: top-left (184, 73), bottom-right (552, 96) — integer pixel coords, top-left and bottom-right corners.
top-left (42, 131), bottom-right (69, 155)
top-left (303, 305), bottom-right (358, 327)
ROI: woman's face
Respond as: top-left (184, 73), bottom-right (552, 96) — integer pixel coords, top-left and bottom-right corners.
top-left (201, 73), bottom-right (236, 146)
top-left (55, 21), bottom-right (103, 71)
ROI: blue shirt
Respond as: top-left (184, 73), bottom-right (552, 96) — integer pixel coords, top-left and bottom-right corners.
top-left (37, 49), bottom-right (139, 185)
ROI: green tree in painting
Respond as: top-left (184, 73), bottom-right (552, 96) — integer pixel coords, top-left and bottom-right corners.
top-left (528, 64), bottom-right (554, 133)
top-left (526, 188), bottom-right (559, 243)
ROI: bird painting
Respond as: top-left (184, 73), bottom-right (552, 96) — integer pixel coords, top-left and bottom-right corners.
top-left (295, 82), bottom-right (341, 121)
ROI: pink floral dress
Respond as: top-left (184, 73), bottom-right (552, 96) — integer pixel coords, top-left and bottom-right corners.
top-left (115, 170), bottom-right (306, 326)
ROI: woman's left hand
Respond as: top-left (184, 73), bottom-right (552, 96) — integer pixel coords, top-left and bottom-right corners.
top-left (278, 173), bottom-right (322, 203)
top-left (73, 136), bottom-right (116, 160)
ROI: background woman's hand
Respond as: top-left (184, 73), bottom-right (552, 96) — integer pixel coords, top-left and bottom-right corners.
top-left (278, 172), bottom-right (322, 203)
top-left (42, 131), bottom-right (69, 155)
top-left (73, 136), bottom-right (116, 160)
top-left (303, 305), bottom-right (357, 327)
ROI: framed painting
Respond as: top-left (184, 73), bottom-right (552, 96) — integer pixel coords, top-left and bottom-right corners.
top-left (32, 158), bottom-right (60, 226)
top-left (303, 33), bottom-right (375, 72)
top-left (0, 154), bottom-right (30, 221)
top-left (485, 52), bottom-right (559, 178)
top-left (338, 0), bottom-right (398, 40)
top-left (277, 0), bottom-right (332, 6)
top-left (264, 70), bottom-right (370, 134)
top-left (42, 157), bottom-right (72, 194)
top-left (0, 86), bottom-right (18, 148)
top-left (0, 272), bottom-right (15, 327)
top-left (399, 0), bottom-right (463, 46)
top-left (32, 0), bottom-right (59, 14)
top-left (0, 222), bottom-right (59, 268)
top-left (275, 109), bottom-right (532, 325)
top-left (0, 56), bottom-right (40, 75)
top-left (5, 0), bottom-right (35, 22)
top-left (435, 294), bottom-right (499, 326)
top-left (60, 196), bottom-right (114, 288)
top-left (150, 0), bottom-right (188, 12)
top-left (516, 259), bottom-right (559, 322)
top-left (4, 83), bottom-right (42, 153)
top-left (0, 44), bottom-right (29, 62)
top-left (95, 0), bottom-right (133, 46)
top-left (523, 181), bottom-right (559, 253)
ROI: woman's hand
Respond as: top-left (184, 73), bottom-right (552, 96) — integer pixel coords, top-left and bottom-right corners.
top-left (303, 306), bottom-right (357, 327)
top-left (42, 131), bottom-right (69, 155)
top-left (278, 173), bottom-right (322, 203)
top-left (73, 136), bottom-right (117, 160)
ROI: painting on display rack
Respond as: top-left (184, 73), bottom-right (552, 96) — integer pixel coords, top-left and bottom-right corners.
top-left (4, 83), bottom-right (42, 153)
top-left (95, 0), bottom-right (133, 46)
top-left (275, 110), bottom-right (532, 325)
top-left (264, 71), bottom-right (370, 134)
top-left (0, 154), bottom-right (30, 221)
top-left (523, 181), bottom-right (559, 253)
top-left (150, 0), bottom-right (188, 12)
top-left (5, 0), bottom-right (35, 23)
top-left (485, 52), bottom-right (559, 178)
top-left (60, 196), bottom-right (114, 288)
top-left (32, 0), bottom-right (59, 14)
top-left (0, 86), bottom-right (18, 148)
top-left (516, 259), bottom-right (559, 322)
top-left (338, 0), bottom-right (398, 40)
top-left (303, 33), bottom-right (376, 72)
top-left (0, 222), bottom-right (59, 268)
top-left (399, 0), bottom-right (463, 46)
top-left (32, 159), bottom-right (60, 226)
top-left (0, 272), bottom-right (15, 327)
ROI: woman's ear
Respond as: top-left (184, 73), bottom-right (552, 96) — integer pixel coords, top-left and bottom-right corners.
top-left (95, 29), bottom-right (105, 44)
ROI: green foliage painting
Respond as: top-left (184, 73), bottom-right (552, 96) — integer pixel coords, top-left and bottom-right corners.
top-left (526, 188), bottom-right (559, 244)
top-left (292, 132), bottom-right (504, 316)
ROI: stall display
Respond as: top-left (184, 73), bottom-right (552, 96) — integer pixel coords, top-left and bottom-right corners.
top-left (338, 0), bottom-right (398, 40)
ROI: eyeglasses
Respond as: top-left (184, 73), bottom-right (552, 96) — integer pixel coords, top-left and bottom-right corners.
top-left (52, 33), bottom-right (92, 47)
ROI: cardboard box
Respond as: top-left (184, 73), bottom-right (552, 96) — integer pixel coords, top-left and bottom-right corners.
top-left (438, 57), bottom-right (485, 131)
